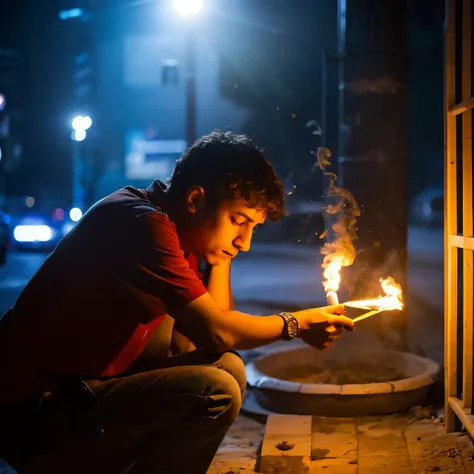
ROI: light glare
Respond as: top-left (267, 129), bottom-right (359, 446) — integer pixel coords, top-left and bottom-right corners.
top-left (173, 0), bottom-right (203, 16)
top-left (59, 8), bottom-right (84, 20)
top-left (82, 116), bottom-right (92, 130)
top-left (74, 129), bottom-right (86, 141)
top-left (13, 225), bottom-right (52, 243)
top-left (70, 207), bottom-right (83, 222)
top-left (72, 115), bottom-right (84, 131)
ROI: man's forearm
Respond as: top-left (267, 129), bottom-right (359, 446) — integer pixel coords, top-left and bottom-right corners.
top-left (220, 311), bottom-right (285, 350)
top-left (204, 260), bottom-right (234, 311)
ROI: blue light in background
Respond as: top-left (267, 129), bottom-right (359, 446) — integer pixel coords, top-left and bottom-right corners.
top-left (59, 8), bottom-right (84, 21)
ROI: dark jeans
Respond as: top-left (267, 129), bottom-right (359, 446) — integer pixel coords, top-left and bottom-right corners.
top-left (3, 317), bottom-right (246, 474)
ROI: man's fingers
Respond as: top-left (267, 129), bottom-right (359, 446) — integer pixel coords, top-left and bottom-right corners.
top-left (320, 303), bottom-right (346, 315)
top-left (326, 314), bottom-right (354, 331)
top-left (326, 326), bottom-right (343, 335)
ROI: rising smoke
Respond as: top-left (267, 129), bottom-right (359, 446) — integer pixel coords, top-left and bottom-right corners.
top-left (308, 124), bottom-right (361, 296)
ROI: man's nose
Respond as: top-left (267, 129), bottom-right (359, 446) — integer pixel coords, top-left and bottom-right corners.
top-left (234, 231), bottom-right (252, 253)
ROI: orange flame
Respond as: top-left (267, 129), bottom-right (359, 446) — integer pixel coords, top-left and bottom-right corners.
top-left (344, 277), bottom-right (403, 311)
top-left (322, 254), bottom-right (351, 293)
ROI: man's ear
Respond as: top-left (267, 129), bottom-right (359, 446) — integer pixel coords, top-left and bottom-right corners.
top-left (185, 185), bottom-right (206, 214)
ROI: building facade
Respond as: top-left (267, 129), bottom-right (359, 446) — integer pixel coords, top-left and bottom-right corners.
top-left (90, 1), bottom-right (249, 201)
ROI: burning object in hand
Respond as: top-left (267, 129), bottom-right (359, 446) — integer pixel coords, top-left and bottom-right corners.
top-left (344, 277), bottom-right (404, 323)
top-left (313, 146), bottom-right (360, 307)
top-left (310, 133), bottom-right (404, 323)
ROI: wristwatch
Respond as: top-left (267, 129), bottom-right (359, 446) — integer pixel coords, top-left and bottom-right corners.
top-left (278, 312), bottom-right (300, 340)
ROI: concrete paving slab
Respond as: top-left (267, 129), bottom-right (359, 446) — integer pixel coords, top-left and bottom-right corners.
top-left (311, 432), bottom-right (357, 460)
top-left (357, 428), bottom-right (408, 457)
top-left (312, 417), bottom-right (357, 435)
top-left (309, 458), bottom-right (358, 473)
top-left (358, 453), bottom-right (414, 474)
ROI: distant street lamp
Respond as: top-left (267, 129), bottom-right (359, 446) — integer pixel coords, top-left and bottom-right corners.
top-left (72, 115), bottom-right (92, 131)
top-left (70, 114), bottom-right (92, 211)
top-left (173, 0), bottom-right (202, 147)
top-left (73, 129), bottom-right (86, 142)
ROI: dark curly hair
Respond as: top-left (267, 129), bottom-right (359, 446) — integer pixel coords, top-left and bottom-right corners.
top-left (166, 130), bottom-right (284, 221)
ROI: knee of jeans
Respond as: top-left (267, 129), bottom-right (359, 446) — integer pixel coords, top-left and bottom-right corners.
top-left (215, 351), bottom-right (247, 399)
top-left (203, 366), bottom-right (242, 423)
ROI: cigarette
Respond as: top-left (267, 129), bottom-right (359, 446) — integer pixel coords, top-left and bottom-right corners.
top-left (352, 309), bottom-right (383, 323)
top-left (326, 291), bottom-right (339, 306)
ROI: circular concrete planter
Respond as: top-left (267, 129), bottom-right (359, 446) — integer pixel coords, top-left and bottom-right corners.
top-left (245, 346), bottom-right (439, 417)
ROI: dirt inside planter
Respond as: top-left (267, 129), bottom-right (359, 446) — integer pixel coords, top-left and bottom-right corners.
top-left (277, 353), bottom-right (407, 385)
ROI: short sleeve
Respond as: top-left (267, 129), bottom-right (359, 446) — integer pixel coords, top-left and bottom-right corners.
top-left (118, 211), bottom-right (208, 321)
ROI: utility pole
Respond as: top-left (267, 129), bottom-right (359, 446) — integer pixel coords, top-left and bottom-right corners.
top-left (185, 28), bottom-right (197, 147)
top-left (337, 0), bottom-right (409, 346)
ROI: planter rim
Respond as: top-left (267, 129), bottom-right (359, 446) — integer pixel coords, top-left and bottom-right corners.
top-left (246, 348), bottom-right (439, 396)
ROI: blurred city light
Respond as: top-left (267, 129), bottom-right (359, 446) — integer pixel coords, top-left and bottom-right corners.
top-left (0, 147), bottom-right (2, 163)
top-left (59, 8), bottom-right (84, 20)
top-left (81, 116), bottom-right (92, 130)
top-left (52, 208), bottom-right (65, 221)
top-left (72, 115), bottom-right (92, 131)
top-left (0, 94), bottom-right (5, 111)
top-left (25, 196), bottom-right (35, 208)
top-left (73, 129), bottom-right (87, 142)
top-left (72, 116), bottom-right (83, 131)
top-left (13, 225), bottom-right (52, 243)
top-left (69, 207), bottom-right (83, 222)
top-left (173, 0), bottom-right (203, 16)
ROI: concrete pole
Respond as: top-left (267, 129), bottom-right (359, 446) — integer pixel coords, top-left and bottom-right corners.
top-left (337, 0), bottom-right (409, 346)
top-left (185, 24), bottom-right (197, 147)
top-left (72, 139), bottom-right (85, 211)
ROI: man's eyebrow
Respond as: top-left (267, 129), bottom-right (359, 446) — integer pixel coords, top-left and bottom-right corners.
top-left (235, 211), bottom-right (255, 223)
top-left (235, 211), bottom-right (265, 226)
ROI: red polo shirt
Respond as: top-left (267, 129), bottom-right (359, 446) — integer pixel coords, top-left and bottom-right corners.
top-left (0, 181), bottom-right (207, 404)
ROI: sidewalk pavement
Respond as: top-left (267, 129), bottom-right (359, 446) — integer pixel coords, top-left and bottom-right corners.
top-left (208, 413), bottom-right (474, 474)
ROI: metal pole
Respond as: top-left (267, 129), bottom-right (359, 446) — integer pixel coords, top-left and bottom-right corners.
top-left (337, 0), bottom-right (409, 347)
top-left (185, 24), bottom-right (197, 147)
top-left (72, 139), bottom-right (85, 210)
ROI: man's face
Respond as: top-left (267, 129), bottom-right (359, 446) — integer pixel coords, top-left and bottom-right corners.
top-left (192, 196), bottom-right (267, 265)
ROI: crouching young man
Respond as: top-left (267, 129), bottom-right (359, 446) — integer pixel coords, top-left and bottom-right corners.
top-left (0, 131), bottom-right (353, 474)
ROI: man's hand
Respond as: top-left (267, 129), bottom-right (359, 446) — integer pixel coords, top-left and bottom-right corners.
top-left (295, 304), bottom-right (354, 350)
top-left (203, 259), bottom-right (234, 311)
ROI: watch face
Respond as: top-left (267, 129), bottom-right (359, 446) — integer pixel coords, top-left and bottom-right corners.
top-left (288, 319), bottom-right (299, 338)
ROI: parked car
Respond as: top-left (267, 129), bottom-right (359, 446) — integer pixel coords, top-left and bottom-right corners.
top-left (0, 211), bottom-right (11, 265)
top-left (11, 214), bottom-right (63, 252)
top-left (11, 208), bottom-right (80, 252)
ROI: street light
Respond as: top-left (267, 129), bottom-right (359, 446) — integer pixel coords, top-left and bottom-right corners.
top-left (70, 115), bottom-right (92, 210)
top-left (72, 115), bottom-right (92, 132)
top-left (73, 129), bottom-right (86, 142)
top-left (172, 1), bottom-right (202, 146)
top-left (173, 0), bottom-right (203, 16)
